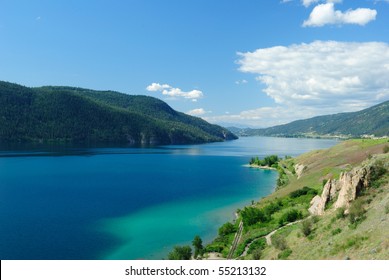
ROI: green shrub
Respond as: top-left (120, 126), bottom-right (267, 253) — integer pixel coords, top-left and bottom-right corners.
top-left (336, 207), bottom-right (346, 219)
top-left (279, 209), bottom-right (303, 225)
top-left (383, 145), bottom-right (389, 153)
top-left (348, 199), bottom-right (365, 225)
top-left (311, 215), bottom-right (320, 224)
top-left (370, 160), bottom-right (387, 182)
top-left (168, 246), bottom-right (192, 260)
top-left (205, 244), bottom-right (224, 253)
top-left (301, 219), bottom-right (313, 237)
top-left (289, 186), bottom-right (318, 199)
top-left (241, 207), bottom-right (269, 226)
top-left (272, 235), bottom-right (288, 250)
top-left (218, 222), bottom-right (236, 236)
top-left (332, 228), bottom-right (342, 235)
top-left (263, 202), bottom-right (281, 217)
top-left (247, 238), bottom-right (267, 254)
top-left (252, 248), bottom-right (262, 260)
top-left (278, 249), bottom-right (292, 259)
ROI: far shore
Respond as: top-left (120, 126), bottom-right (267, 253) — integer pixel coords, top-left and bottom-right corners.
top-left (243, 164), bottom-right (277, 171)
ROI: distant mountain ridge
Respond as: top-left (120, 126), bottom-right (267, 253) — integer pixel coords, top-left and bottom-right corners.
top-left (0, 81), bottom-right (237, 144)
top-left (231, 101), bottom-right (389, 138)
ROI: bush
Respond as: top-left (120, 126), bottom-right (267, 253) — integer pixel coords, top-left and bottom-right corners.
top-left (336, 207), bottom-right (346, 219)
top-left (247, 238), bottom-right (267, 254)
top-left (252, 248), bottom-right (262, 260)
top-left (272, 235), bottom-right (288, 251)
top-left (241, 207), bottom-right (269, 226)
top-left (348, 199), bottom-right (365, 225)
top-left (289, 186), bottom-right (318, 199)
top-left (279, 209), bottom-right (303, 225)
top-left (168, 246), bottom-right (192, 260)
top-left (205, 244), bottom-right (224, 253)
top-left (383, 145), bottom-right (389, 154)
top-left (332, 228), bottom-right (342, 235)
top-left (218, 222), bottom-right (236, 236)
top-left (263, 202), bottom-right (281, 217)
top-left (311, 215), bottom-right (320, 224)
top-left (370, 160), bottom-right (387, 188)
top-left (277, 249), bottom-right (292, 259)
top-left (301, 219), bottom-right (313, 237)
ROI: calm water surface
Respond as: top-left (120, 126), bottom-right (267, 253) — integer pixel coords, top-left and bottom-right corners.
top-left (0, 137), bottom-right (338, 259)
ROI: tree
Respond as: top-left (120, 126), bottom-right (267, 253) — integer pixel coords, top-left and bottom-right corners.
top-left (218, 222), bottom-right (236, 236)
top-left (167, 246), bottom-right (192, 260)
top-left (192, 235), bottom-right (203, 259)
top-left (241, 207), bottom-right (269, 226)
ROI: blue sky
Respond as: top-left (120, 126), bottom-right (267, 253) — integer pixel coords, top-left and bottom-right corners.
top-left (1, 0), bottom-right (388, 127)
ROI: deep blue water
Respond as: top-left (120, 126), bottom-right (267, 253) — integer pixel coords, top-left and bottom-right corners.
top-left (0, 137), bottom-right (338, 259)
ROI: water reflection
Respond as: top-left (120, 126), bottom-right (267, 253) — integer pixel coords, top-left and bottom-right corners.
top-left (0, 136), bottom-right (340, 158)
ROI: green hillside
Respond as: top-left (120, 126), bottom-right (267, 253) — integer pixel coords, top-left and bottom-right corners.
top-left (0, 81), bottom-right (237, 144)
top-left (204, 139), bottom-right (389, 260)
top-left (234, 101), bottom-right (389, 138)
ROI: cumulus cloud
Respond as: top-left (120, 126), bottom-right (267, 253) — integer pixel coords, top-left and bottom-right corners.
top-left (187, 108), bottom-right (207, 116)
top-left (303, 3), bottom-right (377, 26)
top-left (237, 41), bottom-right (389, 115)
top-left (146, 83), bottom-right (203, 102)
top-left (302, 0), bottom-right (342, 7)
top-left (146, 83), bottom-right (170, 91)
top-left (302, 0), bottom-right (320, 7)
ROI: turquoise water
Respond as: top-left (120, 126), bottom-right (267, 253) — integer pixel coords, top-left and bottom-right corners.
top-left (0, 137), bottom-right (338, 259)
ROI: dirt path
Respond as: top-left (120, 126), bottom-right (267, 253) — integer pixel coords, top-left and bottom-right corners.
top-left (265, 220), bottom-right (300, 246)
top-left (240, 220), bottom-right (303, 257)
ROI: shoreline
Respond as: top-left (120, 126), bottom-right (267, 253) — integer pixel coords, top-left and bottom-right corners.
top-left (243, 164), bottom-right (277, 171)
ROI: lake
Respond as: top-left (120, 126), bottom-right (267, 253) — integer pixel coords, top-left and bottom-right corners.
top-left (0, 137), bottom-right (338, 259)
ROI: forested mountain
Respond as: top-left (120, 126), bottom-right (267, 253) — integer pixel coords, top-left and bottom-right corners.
top-left (232, 101), bottom-right (389, 138)
top-left (0, 81), bottom-right (237, 144)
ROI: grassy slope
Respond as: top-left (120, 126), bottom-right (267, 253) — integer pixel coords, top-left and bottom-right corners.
top-left (239, 139), bottom-right (389, 260)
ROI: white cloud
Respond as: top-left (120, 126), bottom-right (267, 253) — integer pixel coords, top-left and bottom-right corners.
top-left (187, 108), bottom-right (207, 116)
top-left (146, 83), bottom-right (203, 102)
top-left (302, 0), bottom-right (320, 7)
top-left (237, 41), bottom-right (389, 121)
top-left (303, 3), bottom-right (377, 26)
top-left (146, 83), bottom-right (170, 91)
top-left (302, 0), bottom-right (342, 7)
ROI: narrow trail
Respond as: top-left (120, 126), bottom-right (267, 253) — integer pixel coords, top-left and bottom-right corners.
top-left (240, 219), bottom-right (304, 257)
top-left (265, 220), bottom-right (300, 246)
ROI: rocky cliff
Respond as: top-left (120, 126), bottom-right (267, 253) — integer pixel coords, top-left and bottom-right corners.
top-left (309, 154), bottom-right (388, 216)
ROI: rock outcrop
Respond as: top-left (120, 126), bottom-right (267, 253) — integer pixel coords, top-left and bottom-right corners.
top-left (309, 155), bottom-right (384, 216)
top-left (308, 179), bottom-right (339, 215)
top-left (295, 164), bottom-right (307, 179)
top-left (308, 195), bottom-right (326, 216)
top-left (333, 167), bottom-right (370, 211)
